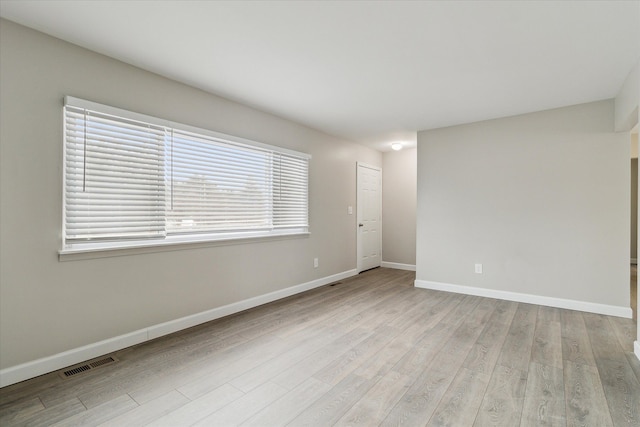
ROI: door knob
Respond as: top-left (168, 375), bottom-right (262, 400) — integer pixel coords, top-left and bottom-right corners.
top-left (359, 223), bottom-right (364, 227)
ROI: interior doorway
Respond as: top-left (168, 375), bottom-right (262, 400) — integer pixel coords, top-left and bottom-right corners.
top-left (632, 125), bottom-right (638, 320)
top-left (357, 162), bottom-right (382, 273)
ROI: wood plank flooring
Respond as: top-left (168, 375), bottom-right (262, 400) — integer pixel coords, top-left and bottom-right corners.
top-left (1, 268), bottom-right (638, 426)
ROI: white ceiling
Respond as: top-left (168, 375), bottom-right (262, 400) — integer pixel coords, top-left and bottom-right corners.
top-left (1, 1), bottom-right (638, 151)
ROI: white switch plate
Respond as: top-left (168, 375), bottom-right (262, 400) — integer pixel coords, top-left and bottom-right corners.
top-left (348, 206), bottom-right (353, 215)
top-left (314, 258), bottom-right (319, 268)
top-left (475, 263), bottom-right (483, 274)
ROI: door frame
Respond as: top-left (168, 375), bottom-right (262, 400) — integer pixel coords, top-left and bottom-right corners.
top-left (356, 162), bottom-right (382, 273)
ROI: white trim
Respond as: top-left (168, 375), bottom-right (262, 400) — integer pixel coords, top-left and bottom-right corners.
top-left (381, 261), bottom-right (416, 271)
top-left (635, 341), bottom-right (640, 361)
top-left (414, 279), bottom-right (632, 319)
top-left (356, 162), bottom-right (381, 171)
top-left (0, 330), bottom-right (148, 389)
top-left (0, 269), bottom-right (357, 388)
top-left (147, 268), bottom-right (356, 339)
top-left (59, 231), bottom-right (310, 261)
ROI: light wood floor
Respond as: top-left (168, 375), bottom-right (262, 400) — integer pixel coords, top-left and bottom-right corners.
top-left (1, 268), bottom-right (639, 426)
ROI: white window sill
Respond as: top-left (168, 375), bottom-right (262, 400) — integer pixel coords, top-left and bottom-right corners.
top-left (59, 230), bottom-right (310, 261)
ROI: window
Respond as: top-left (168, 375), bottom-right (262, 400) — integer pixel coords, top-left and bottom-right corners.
top-left (62, 97), bottom-right (310, 254)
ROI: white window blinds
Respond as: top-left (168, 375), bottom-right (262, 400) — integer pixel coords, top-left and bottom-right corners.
top-left (273, 153), bottom-right (309, 229)
top-left (63, 97), bottom-right (310, 250)
top-left (167, 130), bottom-right (272, 234)
top-left (64, 106), bottom-right (166, 242)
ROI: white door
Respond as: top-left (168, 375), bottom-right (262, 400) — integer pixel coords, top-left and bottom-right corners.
top-left (357, 162), bottom-right (382, 272)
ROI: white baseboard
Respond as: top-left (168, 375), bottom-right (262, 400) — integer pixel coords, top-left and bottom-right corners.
top-left (147, 268), bottom-right (357, 339)
top-left (0, 330), bottom-right (149, 389)
top-left (415, 279), bottom-right (632, 319)
top-left (381, 261), bottom-right (416, 271)
top-left (0, 269), bottom-right (357, 388)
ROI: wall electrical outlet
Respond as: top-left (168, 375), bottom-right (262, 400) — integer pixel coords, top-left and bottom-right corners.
top-left (348, 206), bottom-right (353, 215)
top-left (475, 263), bottom-right (483, 274)
top-left (314, 258), bottom-right (319, 268)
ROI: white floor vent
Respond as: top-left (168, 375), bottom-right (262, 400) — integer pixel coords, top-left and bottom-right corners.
top-left (59, 356), bottom-right (118, 379)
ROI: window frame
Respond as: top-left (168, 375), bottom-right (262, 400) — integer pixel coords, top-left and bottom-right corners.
top-left (60, 96), bottom-right (311, 258)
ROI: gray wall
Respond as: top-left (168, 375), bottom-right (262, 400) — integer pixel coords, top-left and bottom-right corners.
top-left (0, 20), bottom-right (381, 369)
top-left (382, 148), bottom-right (417, 266)
top-left (416, 100), bottom-right (629, 308)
